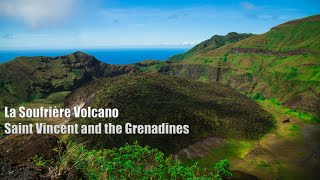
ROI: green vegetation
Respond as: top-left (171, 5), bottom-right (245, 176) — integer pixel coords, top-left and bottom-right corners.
top-left (164, 15), bottom-right (320, 118)
top-left (66, 74), bottom-right (273, 153)
top-left (185, 94), bottom-right (319, 179)
top-left (252, 93), bottom-right (266, 101)
top-left (256, 97), bottom-right (319, 123)
top-left (0, 91), bottom-right (70, 124)
top-left (213, 159), bottom-right (232, 180)
top-left (135, 60), bottom-right (167, 73)
top-left (185, 139), bottom-right (255, 169)
top-left (43, 141), bottom-right (232, 179)
top-left (0, 52), bottom-right (136, 110)
top-left (168, 32), bottom-right (255, 62)
top-left (32, 91), bottom-right (70, 105)
top-left (285, 109), bottom-right (319, 123)
top-left (198, 75), bottom-right (209, 82)
top-left (32, 154), bottom-right (53, 168)
top-left (0, 53), bottom-right (87, 109)
top-left (284, 124), bottom-right (300, 137)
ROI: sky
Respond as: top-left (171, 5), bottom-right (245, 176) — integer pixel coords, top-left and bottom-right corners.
top-left (0, 0), bottom-right (319, 50)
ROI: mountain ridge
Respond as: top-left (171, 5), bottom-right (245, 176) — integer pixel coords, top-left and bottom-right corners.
top-left (168, 32), bottom-right (255, 62)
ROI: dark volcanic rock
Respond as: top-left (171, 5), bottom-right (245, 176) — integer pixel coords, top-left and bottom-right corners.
top-left (282, 119), bottom-right (291, 123)
top-left (0, 134), bottom-right (63, 180)
top-left (0, 134), bottom-right (60, 165)
top-left (0, 157), bottom-right (40, 180)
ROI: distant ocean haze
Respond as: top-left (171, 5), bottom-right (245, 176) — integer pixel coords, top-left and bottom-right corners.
top-left (0, 48), bottom-right (189, 65)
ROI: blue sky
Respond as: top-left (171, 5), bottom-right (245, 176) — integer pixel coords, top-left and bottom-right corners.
top-left (0, 0), bottom-right (319, 50)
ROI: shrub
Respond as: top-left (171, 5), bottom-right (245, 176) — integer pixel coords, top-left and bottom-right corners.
top-left (270, 97), bottom-right (281, 105)
top-left (32, 155), bottom-right (53, 168)
top-left (213, 159), bottom-right (233, 180)
top-left (252, 93), bottom-right (265, 101)
top-left (49, 142), bottom-right (232, 179)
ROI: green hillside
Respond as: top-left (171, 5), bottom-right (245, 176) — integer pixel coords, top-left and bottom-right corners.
top-left (65, 74), bottom-right (273, 153)
top-left (168, 32), bottom-right (255, 62)
top-left (0, 52), bottom-right (138, 110)
top-left (160, 14), bottom-right (320, 117)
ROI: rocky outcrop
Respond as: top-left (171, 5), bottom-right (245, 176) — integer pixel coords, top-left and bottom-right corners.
top-left (0, 157), bottom-right (40, 180)
top-left (0, 135), bottom-right (62, 180)
top-left (282, 91), bottom-right (320, 117)
top-left (159, 63), bottom-right (230, 83)
top-left (0, 134), bottom-right (60, 165)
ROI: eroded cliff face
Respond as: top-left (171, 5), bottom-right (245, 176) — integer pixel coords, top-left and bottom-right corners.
top-left (282, 91), bottom-right (320, 114)
top-left (159, 63), bottom-right (230, 83)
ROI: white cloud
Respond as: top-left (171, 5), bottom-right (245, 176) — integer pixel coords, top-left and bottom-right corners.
top-left (241, 2), bottom-right (255, 10)
top-left (160, 41), bottom-right (196, 47)
top-left (0, 0), bottom-right (75, 28)
top-left (180, 41), bottom-right (196, 46)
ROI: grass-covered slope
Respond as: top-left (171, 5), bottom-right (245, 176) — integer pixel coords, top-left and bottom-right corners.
top-left (0, 52), bottom-right (137, 109)
top-left (65, 74), bottom-right (273, 153)
top-left (160, 14), bottom-right (320, 117)
top-left (168, 32), bottom-right (255, 62)
top-left (235, 14), bottom-right (320, 52)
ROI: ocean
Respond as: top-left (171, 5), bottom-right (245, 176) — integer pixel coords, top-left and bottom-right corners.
top-left (0, 48), bottom-right (188, 65)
